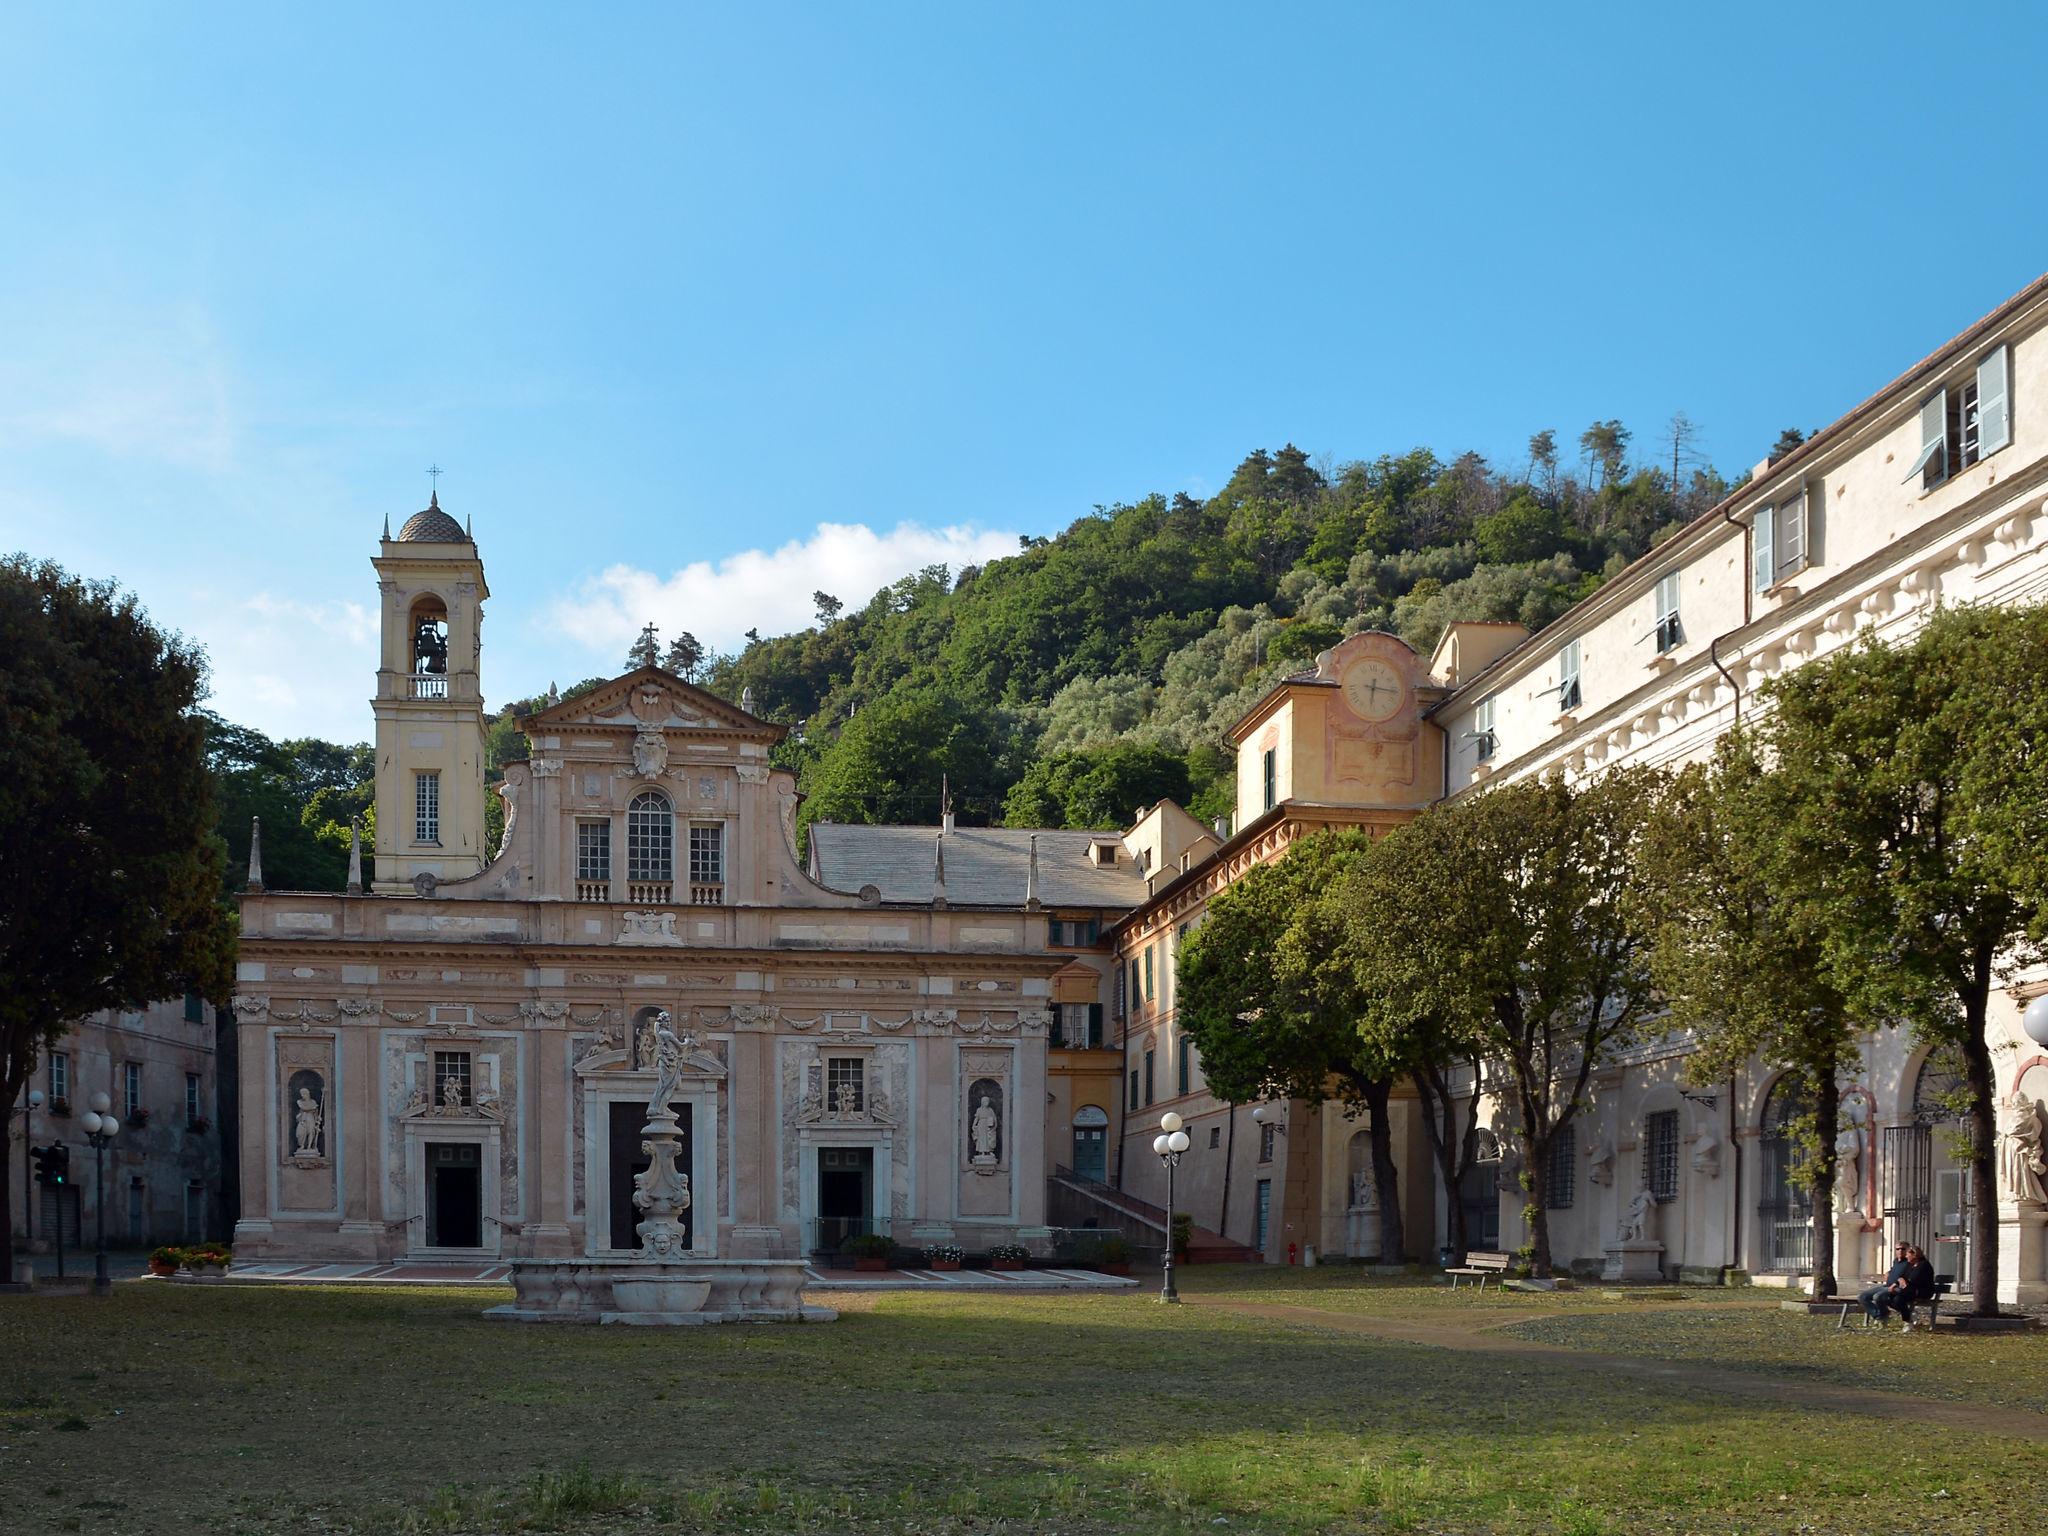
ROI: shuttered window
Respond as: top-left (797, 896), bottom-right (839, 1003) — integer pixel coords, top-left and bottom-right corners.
top-left (1556, 639), bottom-right (1581, 712)
top-left (1910, 344), bottom-right (2011, 491)
top-left (1472, 697), bottom-right (1497, 762)
top-left (1654, 572), bottom-right (1683, 652)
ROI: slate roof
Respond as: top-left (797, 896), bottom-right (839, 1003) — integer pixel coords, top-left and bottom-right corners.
top-left (808, 824), bottom-right (1150, 910)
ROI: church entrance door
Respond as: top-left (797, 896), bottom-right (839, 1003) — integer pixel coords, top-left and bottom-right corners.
top-left (608, 1101), bottom-right (692, 1251)
top-left (815, 1146), bottom-right (873, 1254)
top-left (426, 1143), bottom-right (482, 1248)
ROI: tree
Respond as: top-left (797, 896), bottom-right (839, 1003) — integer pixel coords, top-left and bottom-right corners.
top-left (1176, 832), bottom-right (1406, 1261)
top-left (1578, 420), bottom-right (1631, 490)
top-left (1000, 744), bottom-right (1191, 830)
top-left (1527, 429), bottom-right (1559, 497)
top-left (1769, 427), bottom-right (1806, 464)
top-left (1664, 412), bottom-right (1705, 496)
top-left (627, 622), bottom-right (660, 669)
top-left (1752, 604), bottom-right (2048, 1315)
top-left (795, 684), bottom-right (1010, 839)
top-left (1640, 747), bottom-right (1876, 1298)
top-left (0, 557), bottom-right (236, 1280)
top-left (663, 632), bottom-right (704, 679)
top-left (1369, 771), bottom-right (1666, 1275)
top-left (813, 591), bottom-right (842, 626)
top-left (1335, 830), bottom-right (1494, 1266)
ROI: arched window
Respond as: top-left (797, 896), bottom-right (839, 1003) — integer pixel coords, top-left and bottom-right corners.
top-left (1759, 1075), bottom-right (1814, 1271)
top-left (627, 792), bottom-right (673, 886)
top-left (1912, 1048), bottom-right (1969, 1128)
top-left (1459, 1128), bottom-right (1502, 1250)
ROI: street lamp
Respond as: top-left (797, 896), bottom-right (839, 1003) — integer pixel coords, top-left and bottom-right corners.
top-left (10, 1086), bottom-right (43, 1282)
top-left (1152, 1110), bottom-right (1191, 1303)
top-left (80, 1091), bottom-right (119, 1297)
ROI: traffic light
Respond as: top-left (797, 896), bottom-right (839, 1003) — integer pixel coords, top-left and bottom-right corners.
top-left (31, 1143), bottom-right (68, 1185)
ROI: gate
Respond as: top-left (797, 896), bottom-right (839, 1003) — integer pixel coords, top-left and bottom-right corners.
top-left (1881, 1123), bottom-right (1932, 1254)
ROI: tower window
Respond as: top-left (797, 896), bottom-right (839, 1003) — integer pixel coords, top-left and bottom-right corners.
top-left (414, 771), bottom-right (440, 844)
top-left (627, 792), bottom-right (674, 882)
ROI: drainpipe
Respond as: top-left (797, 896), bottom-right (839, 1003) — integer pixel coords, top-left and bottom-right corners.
top-left (1728, 1071), bottom-right (1742, 1276)
top-left (1712, 504), bottom-right (1755, 730)
top-left (1220, 1101), bottom-right (1237, 1242)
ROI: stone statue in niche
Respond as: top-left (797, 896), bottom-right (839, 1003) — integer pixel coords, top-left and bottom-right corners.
top-left (968, 1077), bottom-right (1003, 1166)
top-left (1999, 1092), bottom-right (2048, 1204)
top-left (293, 1085), bottom-right (324, 1156)
top-left (1585, 1133), bottom-right (1615, 1187)
top-left (1691, 1113), bottom-right (1722, 1178)
top-left (285, 1069), bottom-right (326, 1160)
top-left (1620, 1183), bottom-right (1658, 1243)
top-left (1835, 1121), bottom-right (1866, 1214)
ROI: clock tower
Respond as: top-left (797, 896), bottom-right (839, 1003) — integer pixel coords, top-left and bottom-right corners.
top-left (370, 493), bottom-right (491, 894)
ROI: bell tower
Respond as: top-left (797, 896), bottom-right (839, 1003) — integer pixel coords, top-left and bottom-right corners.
top-left (371, 492), bottom-right (490, 893)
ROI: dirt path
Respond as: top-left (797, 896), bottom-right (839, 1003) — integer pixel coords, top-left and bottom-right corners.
top-left (1186, 1296), bottom-right (2048, 1442)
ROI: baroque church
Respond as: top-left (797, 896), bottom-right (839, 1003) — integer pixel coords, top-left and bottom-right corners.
top-left (231, 501), bottom-right (1141, 1265)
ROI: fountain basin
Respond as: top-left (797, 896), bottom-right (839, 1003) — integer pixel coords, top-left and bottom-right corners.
top-left (485, 1256), bottom-right (835, 1326)
top-left (612, 1276), bottom-right (710, 1315)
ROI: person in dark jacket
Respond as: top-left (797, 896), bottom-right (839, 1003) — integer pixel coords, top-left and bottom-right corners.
top-left (1859, 1243), bottom-right (1912, 1323)
top-left (1894, 1245), bottom-right (1938, 1330)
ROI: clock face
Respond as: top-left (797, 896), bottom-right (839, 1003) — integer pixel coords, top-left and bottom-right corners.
top-left (1342, 658), bottom-right (1404, 722)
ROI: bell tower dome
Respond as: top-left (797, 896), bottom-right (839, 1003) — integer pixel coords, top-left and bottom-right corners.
top-left (371, 491), bottom-right (490, 893)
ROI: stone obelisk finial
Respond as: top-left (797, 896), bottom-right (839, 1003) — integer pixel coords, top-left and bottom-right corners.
top-left (346, 818), bottom-right (364, 895)
top-left (246, 815), bottom-right (265, 892)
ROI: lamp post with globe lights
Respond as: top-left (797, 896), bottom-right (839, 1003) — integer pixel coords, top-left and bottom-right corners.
top-left (79, 1091), bottom-right (121, 1296)
top-left (1152, 1111), bottom-right (1191, 1302)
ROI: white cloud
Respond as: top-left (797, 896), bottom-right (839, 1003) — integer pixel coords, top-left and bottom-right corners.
top-left (196, 593), bottom-right (379, 742)
top-left (547, 520), bottom-right (1023, 656)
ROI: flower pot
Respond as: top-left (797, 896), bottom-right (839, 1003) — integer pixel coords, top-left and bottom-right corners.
top-left (991, 1259), bottom-right (1023, 1271)
top-left (148, 1260), bottom-right (178, 1278)
top-left (930, 1260), bottom-right (961, 1271)
top-left (853, 1257), bottom-right (889, 1272)
top-left (1102, 1262), bottom-right (1132, 1276)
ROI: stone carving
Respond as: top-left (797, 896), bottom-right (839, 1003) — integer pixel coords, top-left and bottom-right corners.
top-left (1691, 1112), bottom-right (1722, 1179)
top-left (528, 756), bottom-right (562, 778)
top-left (441, 1074), bottom-right (466, 1110)
top-left (412, 871), bottom-right (439, 897)
top-left (736, 763), bottom-right (770, 785)
top-left (1834, 1122), bottom-right (1866, 1215)
top-left (1585, 1133), bottom-right (1615, 1187)
top-left (232, 994), bottom-right (270, 1019)
top-left (407, 1085), bottom-right (430, 1115)
top-left (337, 997), bottom-right (380, 1018)
top-left (971, 1091), bottom-right (1000, 1164)
top-left (1349, 1170), bottom-right (1377, 1210)
top-left (1494, 1134), bottom-right (1523, 1195)
top-left (385, 1008), bottom-right (422, 1023)
top-left (966, 1077), bottom-right (1003, 1169)
top-left (619, 910), bottom-right (682, 946)
top-left (725, 1003), bottom-right (779, 1030)
top-left (633, 726), bottom-right (669, 778)
top-left (1999, 1092), bottom-right (2048, 1204)
top-left (294, 1085), bottom-right (324, 1155)
top-left (1620, 1184), bottom-right (1658, 1243)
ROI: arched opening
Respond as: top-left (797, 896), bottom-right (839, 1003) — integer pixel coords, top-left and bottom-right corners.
top-left (1344, 1128), bottom-right (1379, 1259)
top-left (626, 791), bottom-right (674, 902)
top-left (1759, 1075), bottom-right (1814, 1272)
top-left (1458, 1127), bottom-right (1502, 1251)
top-left (408, 596), bottom-right (449, 698)
top-left (1909, 1047), bottom-right (1972, 1280)
top-left (1071, 1105), bottom-right (1109, 1183)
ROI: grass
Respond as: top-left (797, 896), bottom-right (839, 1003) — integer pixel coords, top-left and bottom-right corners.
top-left (0, 1277), bottom-right (2042, 1535)
top-left (1172, 1262), bottom-right (1761, 1314)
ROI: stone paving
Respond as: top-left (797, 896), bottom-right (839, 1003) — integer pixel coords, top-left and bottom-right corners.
top-left (212, 1259), bottom-right (1137, 1291)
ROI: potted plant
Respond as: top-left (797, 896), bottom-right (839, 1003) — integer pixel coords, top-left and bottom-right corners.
top-left (989, 1242), bottom-right (1029, 1272)
top-left (1170, 1213), bottom-right (1193, 1262)
top-left (1098, 1236), bottom-right (1133, 1276)
top-left (843, 1233), bottom-right (893, 1272)
top-left (148, 1245), bottom-right (184, 1278)
top-left (923, 1243), bottom-right (963, 1272)
top-left (186, 1116), bottom-right (211, 1135)
top-left (186, 1242), bottom-right (232, 1282)
top-left (126, 1106), bottom-right (152, 1130)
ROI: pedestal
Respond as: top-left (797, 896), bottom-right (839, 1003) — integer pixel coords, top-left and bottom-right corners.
top-left (1998, 1202), bottom-right (2048, 1307)
top-left (1601, 1239), bottom-right (1666, 1282)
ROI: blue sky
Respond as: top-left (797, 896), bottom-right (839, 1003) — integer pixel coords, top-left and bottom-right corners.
top-left (4, 3), bottom-right (2045, 741)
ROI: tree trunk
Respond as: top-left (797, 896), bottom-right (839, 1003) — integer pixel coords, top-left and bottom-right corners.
top-left (1522, 1113), bottom-right (1555, 1278)
top-left (1361, 1076), bottom-right (1405, 1263)
top-left (1963, 948), bottom-right (2001, 1316)
top-left (0, 1129), bottom-right (12, 1283)
top-left (1413, 1069), bottom-right (1469, 1266)
top-left (1810, 1070), bottom-right (1840, 1300)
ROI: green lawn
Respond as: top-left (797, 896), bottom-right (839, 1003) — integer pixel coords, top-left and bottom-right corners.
top-left (0, 1279), bottom-right (2041, 1535)
top-left (1172, 1263), bottom-right (1762, 1314)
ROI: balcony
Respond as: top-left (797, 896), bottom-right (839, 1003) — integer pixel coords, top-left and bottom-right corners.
top-left (688, 883), bottom-right (724, 906)
top-left (408, 674), bottom-right (449, 700)
top-left (575, 880), bottom-right (609, 903)
top-left (626, 881), bottom-right (672, 905)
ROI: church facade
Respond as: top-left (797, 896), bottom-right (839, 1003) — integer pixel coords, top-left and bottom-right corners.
top-left (231, 505), bottom-right (1137, 1265)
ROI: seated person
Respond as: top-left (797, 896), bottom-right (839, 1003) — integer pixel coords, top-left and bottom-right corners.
top-left (1858, 1243), bottom-right (1911, 1322)
top-left (1894, 1244), bottom-right (1937, 1329)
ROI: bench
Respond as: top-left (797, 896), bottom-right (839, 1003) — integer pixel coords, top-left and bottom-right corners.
top-left (1836, 1271), bottom-right (1954, 1329)
top-left (1445, 1251), bottom-right (1512, 1291)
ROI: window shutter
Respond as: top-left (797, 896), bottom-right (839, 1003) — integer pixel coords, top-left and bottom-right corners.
top-left (1977, 345), bottom-right (2011, 457)
top-left (1778, 489), bottom-right (1806, 576)
top-left (1752, 504), bottom-right (1774, 592)
top-left (1087, 1002), bottom-right (1103, 1047)
top-left (1906, 392), bottom-right (1947, 484)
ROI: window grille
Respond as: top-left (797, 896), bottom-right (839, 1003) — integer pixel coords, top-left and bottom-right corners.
top-left (1547, 1133), bottom-right (1575, 1209)
top-left (825, 1057), bottom-right (864, 1114)
top-left (1209, 1126), bottom-right (1221, 1149)
top-left (1645, 1109), bottom-right (1680, 1201)
top-left (626, 792), bottom-right (673, 882)
top-left (1258, 1123), bottom-right (1276, 1163)
top-left (688, 823), bottom-right (724, 893)
top-left (414, 771), bottom-right (440, 844)
top-left (433, 1051), bottom-right (472, 1108)
top-left (576, 821), bottom-right (611, 883)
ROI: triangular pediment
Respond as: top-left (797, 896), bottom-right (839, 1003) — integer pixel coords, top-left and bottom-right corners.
top-left (521, 666), bottom-right (783, 741)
